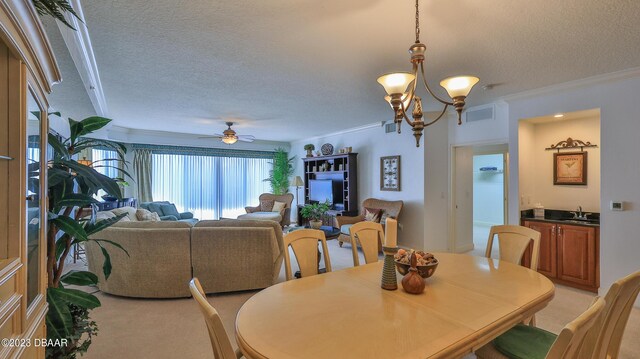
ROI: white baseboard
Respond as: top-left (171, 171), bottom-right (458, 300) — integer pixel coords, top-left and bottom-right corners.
top-left (455, 243), bottom-right (475, 253)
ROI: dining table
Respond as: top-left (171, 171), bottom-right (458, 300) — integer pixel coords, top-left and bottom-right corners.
top-left (235, 252), bottom-right (555, 359)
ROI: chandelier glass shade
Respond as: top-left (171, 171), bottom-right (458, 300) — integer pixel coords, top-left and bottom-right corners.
top-left (377, 0), bottom-right (479, 147)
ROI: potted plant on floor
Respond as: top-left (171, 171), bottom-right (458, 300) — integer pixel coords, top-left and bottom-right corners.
top-left (42, 116), bottom-right (131, 359)
top-left (300, 201), bottom-right (330, 229)
top-left (265, 148), bottom-right (295, 195)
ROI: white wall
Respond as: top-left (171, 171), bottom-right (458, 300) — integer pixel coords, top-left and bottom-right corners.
top-left (519, 116), bottom-right (600, 212)
top-left (473, 154), bottom-right (504, 225)
top-left (449, 101), bottom-right (510, 146)
top-left (291, 121), bottom-right (447, 250)
top-left (506, 72), bottom-right (640, 303)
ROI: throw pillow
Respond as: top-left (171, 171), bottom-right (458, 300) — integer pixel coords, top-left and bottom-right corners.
top-left (260, 199), bottom-right (275, 212)
top-left (272, 201), bottom-right (286, 214)
top-left (147, 202), bottom-right (164, 216)
top-left (96, 211), bottom-right (116, 221)
top-left (136, 208), bottom-right (161, 222)
top-left (380, 211), bottom-right (390, 225)
top-left (364, 207), bottom-right (382, 223)
top-left (118, 216), bottom-right (131, 223)
top-left (160, 204), bottom-right (180, 218)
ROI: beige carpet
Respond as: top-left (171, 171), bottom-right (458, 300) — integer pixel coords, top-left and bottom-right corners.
top-left (75, 240), bottom-right (640, 359)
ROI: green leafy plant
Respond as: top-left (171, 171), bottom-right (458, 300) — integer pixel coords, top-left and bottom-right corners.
top-left (300, 201), bottom-right (330, 221)
top-left (32, 0), bottom-right (83, 30)
top-left (265, 148), bottom-right (294, 195)
top-left (303, 144), bottom-right (315, 151)
top-left (42, 116), bottom-right (131, 359)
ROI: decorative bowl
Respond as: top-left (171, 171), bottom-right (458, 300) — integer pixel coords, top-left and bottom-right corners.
top-left (394, 260), bottom-right (438, 279)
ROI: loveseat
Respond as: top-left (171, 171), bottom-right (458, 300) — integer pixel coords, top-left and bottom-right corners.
top-left (85, 219), bottom-right (284, 298)
top-left (139, 201), bottom-right (197, 225)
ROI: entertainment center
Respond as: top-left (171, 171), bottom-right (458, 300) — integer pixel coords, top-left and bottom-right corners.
top-left (299, 153), bottom-right (358, 225)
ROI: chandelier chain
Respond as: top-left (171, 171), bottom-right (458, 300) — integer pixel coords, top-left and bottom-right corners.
top-left (415, 0), bottom-right (420, 43)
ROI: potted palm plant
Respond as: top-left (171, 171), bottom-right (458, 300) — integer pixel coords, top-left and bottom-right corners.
top-left (42, 116), bottom-right (131, 359)
top-left (300, 201), bottom-right (330, 229)
top-left (265, 148), bottom-right (294, 195)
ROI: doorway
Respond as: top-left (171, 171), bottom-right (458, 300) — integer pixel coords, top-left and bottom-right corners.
top-left (451, 144), bottom-right (508, 255)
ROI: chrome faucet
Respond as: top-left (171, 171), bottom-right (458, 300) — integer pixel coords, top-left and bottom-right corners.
top-left (571, 206), bottom-right (591, 220)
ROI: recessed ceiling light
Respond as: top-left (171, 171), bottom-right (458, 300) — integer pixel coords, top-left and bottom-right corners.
top-left (554, 114), bottom-right (564, 118)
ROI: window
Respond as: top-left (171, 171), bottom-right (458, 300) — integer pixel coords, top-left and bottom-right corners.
top-left (151, 153), bottom-right (271, 219)
top-left (92, 149), bottom-right (120, 199)
top-left (92, 149), bottom-right (120, 178)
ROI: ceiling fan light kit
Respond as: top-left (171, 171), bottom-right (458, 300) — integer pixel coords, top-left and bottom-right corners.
top-left (199, 122), bottom-right (255, 145)
top-left (377, 0), bottom-right (479, 147)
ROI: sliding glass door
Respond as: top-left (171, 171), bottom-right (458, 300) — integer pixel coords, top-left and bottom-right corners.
top-left (151, 153), bottom-right (270, 219)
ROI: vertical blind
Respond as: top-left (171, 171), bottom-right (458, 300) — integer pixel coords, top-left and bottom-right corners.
top-left (151, 154), bottom-right (270, 220)
top-left (92, 149), bottom-right (120, 199)
top-left (91, 149), bottom-right (120, 178)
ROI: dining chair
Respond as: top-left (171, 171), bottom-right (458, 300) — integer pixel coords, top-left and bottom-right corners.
top-left (486, 225), bottom-right (541, 270)
top-left (283, 229), bottom-right (332, 281)
top-left (578, 270), bottom-right (640, 359)
top-left (475, 296), bottom-right (605, 359)
top-left (189, 278), bottom-right (242, 359)
top-left (348, 221), bottom-right (384, 266)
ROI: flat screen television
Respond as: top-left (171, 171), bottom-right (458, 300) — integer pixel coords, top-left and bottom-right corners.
top-left (309, 179), bottom-right (336, 204)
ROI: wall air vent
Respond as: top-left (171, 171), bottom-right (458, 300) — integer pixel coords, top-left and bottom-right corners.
top-left (465, 104), bottom-right (495, 123)
top-left (385, 122), bottom-right (397, 133)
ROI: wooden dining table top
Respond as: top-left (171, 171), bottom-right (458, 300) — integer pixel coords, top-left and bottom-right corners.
top-left (235, 253), bottom-right (555, 359)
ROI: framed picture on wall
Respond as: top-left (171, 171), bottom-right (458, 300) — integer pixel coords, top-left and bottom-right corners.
top-left (380, 155), bottom-right (401, 191)
top-left (554, 152), bottom-right (587, 185)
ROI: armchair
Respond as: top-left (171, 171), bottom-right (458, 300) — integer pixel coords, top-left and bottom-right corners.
top-left (240, 193), bottom-right (294, 227)
top-left (335, 198), bottom-right (404, 248)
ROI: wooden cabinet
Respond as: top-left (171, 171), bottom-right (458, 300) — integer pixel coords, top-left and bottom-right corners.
top-left (0, 1), bottom-right (61, 358)
top-left (526, 221), bottom-right (557, 278)
top-left (302, 153), bottom-right (358, 214)
top-left (557, 225), bottom-right (598, 288)
top-left (523, 220), bottom-right (599, 292)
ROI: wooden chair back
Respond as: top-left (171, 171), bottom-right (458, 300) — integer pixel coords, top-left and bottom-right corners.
top-left (283, 229), bottom-right (331, 281)
top-left (486, 225), bottom-right (541, 270)
top-left (349, 221), bottom-right (384, 266)
top-left (189, 278), bottom-right (240, 359)
top-left (546, 297), bottom-right (605, 359)
top-left (579, 270), bottom-right (640, 359)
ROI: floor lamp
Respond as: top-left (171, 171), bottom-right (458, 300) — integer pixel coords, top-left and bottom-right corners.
top-left (293, 176), bottom-right (304, 206)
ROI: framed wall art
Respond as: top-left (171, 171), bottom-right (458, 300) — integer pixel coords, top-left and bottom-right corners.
top-left (554, 152), bottom-right (587, 185)
top-left (380, 155), bottom-right (401, 191)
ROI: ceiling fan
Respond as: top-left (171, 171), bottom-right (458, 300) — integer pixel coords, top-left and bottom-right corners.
top-left (199, 122), bottom-right (256, 145)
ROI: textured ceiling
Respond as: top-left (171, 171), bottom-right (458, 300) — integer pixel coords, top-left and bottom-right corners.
top-left (45, 0), bottom-right (640, 142)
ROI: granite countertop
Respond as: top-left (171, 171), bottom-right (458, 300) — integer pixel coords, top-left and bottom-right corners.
top-left (521, 208), bottom-right (600, 227)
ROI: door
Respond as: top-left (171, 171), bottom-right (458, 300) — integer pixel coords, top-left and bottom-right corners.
top-left (453, 147), bottom-right (473, 252)
top-left (524, 221), bottom-right (557, 277)
top-left (557, 224), bottom-right (597, 287)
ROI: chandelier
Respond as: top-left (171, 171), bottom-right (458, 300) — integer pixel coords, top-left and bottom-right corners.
top-left (377, 0), bottom-right (479, 147)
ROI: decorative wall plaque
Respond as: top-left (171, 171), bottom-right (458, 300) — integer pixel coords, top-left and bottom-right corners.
top-left (554, 152), bottom-right (587, 185)
top-left (380, 156), bottom-right (401, 191)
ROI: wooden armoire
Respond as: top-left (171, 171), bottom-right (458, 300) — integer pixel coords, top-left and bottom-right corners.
top-left (0, 1), bottom-right (61, 357)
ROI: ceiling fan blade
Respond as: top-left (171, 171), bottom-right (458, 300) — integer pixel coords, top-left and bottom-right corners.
top-left (238, 135), bottom-right (255, 140)
top-left (237, 137), bottom-right (255, 143)
top-left (197, 133), bottom-right (224, 139)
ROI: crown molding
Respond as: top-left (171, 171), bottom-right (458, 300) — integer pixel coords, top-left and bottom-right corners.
top-left (56, 0), bottom-right (108, 116)
top-left (501, 67), bottom-right (640, 102)
top-left (293, 122), bottom-right (383, 143)
top-left (107, 125), bottom-right (290, 151)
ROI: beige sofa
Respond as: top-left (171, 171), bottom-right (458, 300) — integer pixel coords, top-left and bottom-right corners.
top-left (191, 220), bottom-right (284, 293)
top-left (86, 219), bottom-right (284, 298)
